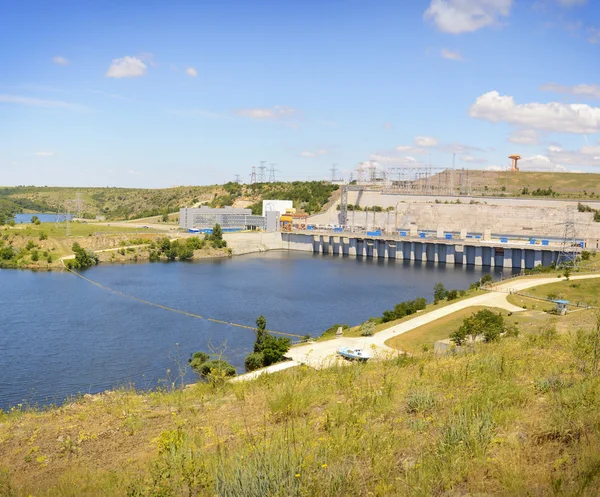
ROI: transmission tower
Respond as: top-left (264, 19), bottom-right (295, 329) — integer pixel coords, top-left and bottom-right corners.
top-left (557, 210), bottom-right (579, 268)
top-left (329, 163), bottom-right (338, 182)
top-left (250, 166), bottom-right (257, 184)
top-left (268, 163), bottom-right (278, 183)
top-left (257, 161), bottom-right (267, 183)
top-left (234, 174), bottom-right (241, 184)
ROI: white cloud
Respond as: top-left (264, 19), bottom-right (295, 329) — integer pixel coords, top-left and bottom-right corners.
top-left (486, 165), bottom-right (504, 171)
top-left (300, 150), bottom-right (328, 158)
top-left (441, 48), bottom-right (464, 61)
top-left (424, 0), bottom-right (513, 34)
top-left (469, 90), bottom-right (600, 134)
top-left (460, 155), bottom-right (487, 164)
top-left (52, 56), bottom-right (69, 66)
top-left (540, 83), bottom-right (600, 99)
top-left (588, 27), bottom-right (600, 44)
top-left (236, 106), bottom-right (299, 120)
top-left (128, 170), bottom-right (143, 175)
top-left (105, 56), bottom-right (147, 79)
top-left (396, 145), bottom-right (428, 155)
top-left (35, 151), bottom-right (56, 157)
top-left (0, 94), bottom-right (88, 111)
top-left (547, 144), bottom-right (600, 167)
top-left (414, 136), bottom-right (438, 147)
top-left (186, 67), bottom-right (198, 77)
top-left (508, 129), bottom-right (539, 145)
top-left (519, 155), bottom-right (568, 172)
top-left (384, 122), bottom-right (393, 129)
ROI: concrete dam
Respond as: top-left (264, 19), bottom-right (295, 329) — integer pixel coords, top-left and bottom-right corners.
top-left (282, 232), bottom-right (562, 269)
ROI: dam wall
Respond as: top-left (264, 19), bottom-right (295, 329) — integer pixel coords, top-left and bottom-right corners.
top-left (308, 192), bottom-right (600, 240)
top-left (282, 232), bottom-right (559, 270)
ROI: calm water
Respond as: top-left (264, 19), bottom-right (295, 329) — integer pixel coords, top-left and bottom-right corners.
top-left (14, 213), bottom-right (73, 224)
top-left (0, 252), bottom-right (509, 409)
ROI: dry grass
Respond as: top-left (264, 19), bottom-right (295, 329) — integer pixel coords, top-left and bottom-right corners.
top-left (2, 318), bottom-right (600, 496)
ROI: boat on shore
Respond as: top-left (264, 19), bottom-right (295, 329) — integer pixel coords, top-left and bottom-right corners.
top-left (337, 346), bottom-right (371, 361)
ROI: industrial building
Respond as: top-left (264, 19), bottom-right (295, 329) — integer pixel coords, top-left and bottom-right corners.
top-left (179, 206), bottom-right (266, 232)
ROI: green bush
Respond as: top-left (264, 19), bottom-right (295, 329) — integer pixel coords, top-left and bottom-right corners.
top-left (194, 360), bottom-right (236, 377)
top-left (451, 309), bottom-right (506, 346)
top-left (244, 352), bottom-right (264, 371)
top-left (360, 320), bottom-right (376, 337)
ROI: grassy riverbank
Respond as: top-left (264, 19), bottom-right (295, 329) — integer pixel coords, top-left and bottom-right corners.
top-left (2, 316), bottom-right (600, 495)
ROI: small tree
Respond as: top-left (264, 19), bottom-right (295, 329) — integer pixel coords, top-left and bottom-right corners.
top-left (31, 215), bottom-right (41, 225)
top-left (451, 309), bottom-right (505, 346)
top-left (446, 289), bottom-right (459, 301)
top-left (360, 319), bottom-right (376, 336)
top-left (433, 283), bottom-right (447, 304)
top-left (254, 315), bottom-right (268, 353)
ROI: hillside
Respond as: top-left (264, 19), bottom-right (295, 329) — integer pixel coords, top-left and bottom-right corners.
top-left (426, 170), bottom-right (600, 199)
top-left (0, 182), bottom-right (338, 222)
top-left (1, 304), bottom-right (599, 495)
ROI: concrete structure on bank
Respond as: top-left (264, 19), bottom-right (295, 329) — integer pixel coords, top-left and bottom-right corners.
top-left (180, 206), bottom-right (265, 231)
top-left (280, 232), bottom-right (562, 269)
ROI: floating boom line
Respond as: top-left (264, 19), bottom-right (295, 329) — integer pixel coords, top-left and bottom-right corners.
top-left (63, 266), bottom-right (304, 339)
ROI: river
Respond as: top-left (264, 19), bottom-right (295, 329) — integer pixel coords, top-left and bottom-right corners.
top-left (0, 251), bottom-right (511, 409)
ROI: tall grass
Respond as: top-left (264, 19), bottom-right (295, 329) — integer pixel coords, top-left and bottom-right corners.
top-left (2, 324), bottom-right (600, 495)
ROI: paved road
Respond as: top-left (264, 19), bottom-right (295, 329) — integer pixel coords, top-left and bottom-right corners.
top-left (233, 273), bottom-right (600, 380)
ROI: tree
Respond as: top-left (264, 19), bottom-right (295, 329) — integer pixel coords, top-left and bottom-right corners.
top-left (69, 242), bottom-right (99, 269)
top-left (30, 216), bottom-right (41, 225)
top-left (360, 320), bottom-right (376, 336)
top-left (564, 267), bottom-right (571, 281)
top-left (450, 309), bottom-right (505, 346)
top-left (481, 274), bottom-right (493, 285)
top-left (446, 289), bottom-right (459, 301)
top-left (245, 315), bottom-right (291, 370)
top-left (254, 315), bottom-right (268, 353)
top-left (433, 283), bottom-right (447, 304)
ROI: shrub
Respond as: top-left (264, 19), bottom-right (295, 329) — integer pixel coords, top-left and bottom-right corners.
top-left (38, 232), bottom-right (47, 241)
top-left (446, 289), bottom-right (459, 301)
top-left (195, 360), bottom-right (236, 377)
top-left (451, 309), bottom-right (506, 346)
top-left (360, 320), bottom-right (376, 337)
top-left (244, 352), bottom-right (264, 371)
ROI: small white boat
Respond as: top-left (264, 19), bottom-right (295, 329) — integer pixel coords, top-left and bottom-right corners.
top-left (337, 347), bottom-right (371, 361)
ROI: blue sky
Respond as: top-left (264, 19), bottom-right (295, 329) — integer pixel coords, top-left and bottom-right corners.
top-left (1, 0), bottom-right (599, 187)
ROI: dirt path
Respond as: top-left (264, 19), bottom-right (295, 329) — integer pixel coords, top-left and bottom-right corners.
top-left (283, 273), bottom-right (600, 368)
